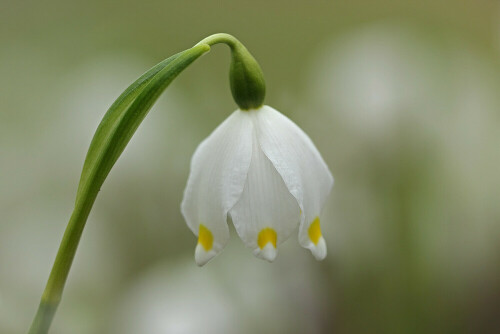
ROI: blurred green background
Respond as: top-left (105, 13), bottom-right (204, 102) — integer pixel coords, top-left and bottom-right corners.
top-left (1, 0), bottom-right (500, 333)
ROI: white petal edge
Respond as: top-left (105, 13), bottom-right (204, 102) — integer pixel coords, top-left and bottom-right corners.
top-left (311, 236), bottom-right (327, 261)
top-left (195, 244), bottom-right (218, 266)
top-left (181, 110), bottom-right (253, 266)
top-left (229, 124), bottom-right (300, 262)
top-left (253, 243), bottom-right (277, 262)
top-left (253, 105), bottom-right (333, 260)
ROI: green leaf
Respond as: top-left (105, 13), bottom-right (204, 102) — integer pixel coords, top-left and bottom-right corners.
top-left (28, 44), bottom-right (210, 334)
top-left (75, 52), bottom-right (181, 200)
top-left (76, 44), bottom-right (209, 204)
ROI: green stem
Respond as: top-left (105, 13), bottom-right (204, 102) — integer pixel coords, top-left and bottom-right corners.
top-left (196, 32), bottom-right (241, 48)
top-left (28, 187), bottom-right (97, 334)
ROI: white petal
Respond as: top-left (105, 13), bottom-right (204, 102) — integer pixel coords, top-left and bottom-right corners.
top-left (229, 128), bottom-right (300, 262)
top-left (253, 106), bottom-right (333, 260)
top-left (181, 110), bottom-right (253, 265)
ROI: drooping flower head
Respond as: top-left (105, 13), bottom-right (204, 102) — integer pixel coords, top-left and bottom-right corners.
top-left (181, 34), bottom-right (333, 266)
top-left (181, 105), bottom-right (333, 265)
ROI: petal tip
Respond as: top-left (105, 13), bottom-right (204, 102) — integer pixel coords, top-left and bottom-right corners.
top-left (195, 243), bottom-right (217, 266)
top-left (309, 237), bottom-right (327, 261)
top-left (253, 243), bottom-right (277, 262)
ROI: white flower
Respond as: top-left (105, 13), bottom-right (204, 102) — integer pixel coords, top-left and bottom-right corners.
top-left (181, 105), bottom-right (334, 266)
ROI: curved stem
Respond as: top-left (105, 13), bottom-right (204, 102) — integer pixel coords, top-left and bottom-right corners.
top-left (196, 33), bottom-right (241, 48)
top-left (197, 33), bottom-right (266, 110)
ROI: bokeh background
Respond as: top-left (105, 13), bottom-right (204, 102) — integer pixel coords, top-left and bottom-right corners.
top-left (1, 0), bottom-right (500, 333)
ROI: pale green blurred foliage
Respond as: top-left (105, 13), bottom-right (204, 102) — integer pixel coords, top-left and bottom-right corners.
top-left (1, 1), bottom-right (499, 334)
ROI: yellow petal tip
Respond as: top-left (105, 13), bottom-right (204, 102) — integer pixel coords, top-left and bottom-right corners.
top-left (257, 228), bottom-right (277, 249)
top-left (197, 224), bottom-right (213, 251)
top-left (308, 217), bottom-right (322, 245)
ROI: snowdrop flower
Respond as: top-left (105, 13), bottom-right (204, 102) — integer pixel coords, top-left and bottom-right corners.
top-left (179, 34), bottom-right (334, 266)
top-left (181, 105), bottom-right (333, 265)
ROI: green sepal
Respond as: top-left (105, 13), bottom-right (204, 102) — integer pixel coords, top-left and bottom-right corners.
top-left (229, 43), bottom-right (266, 110)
